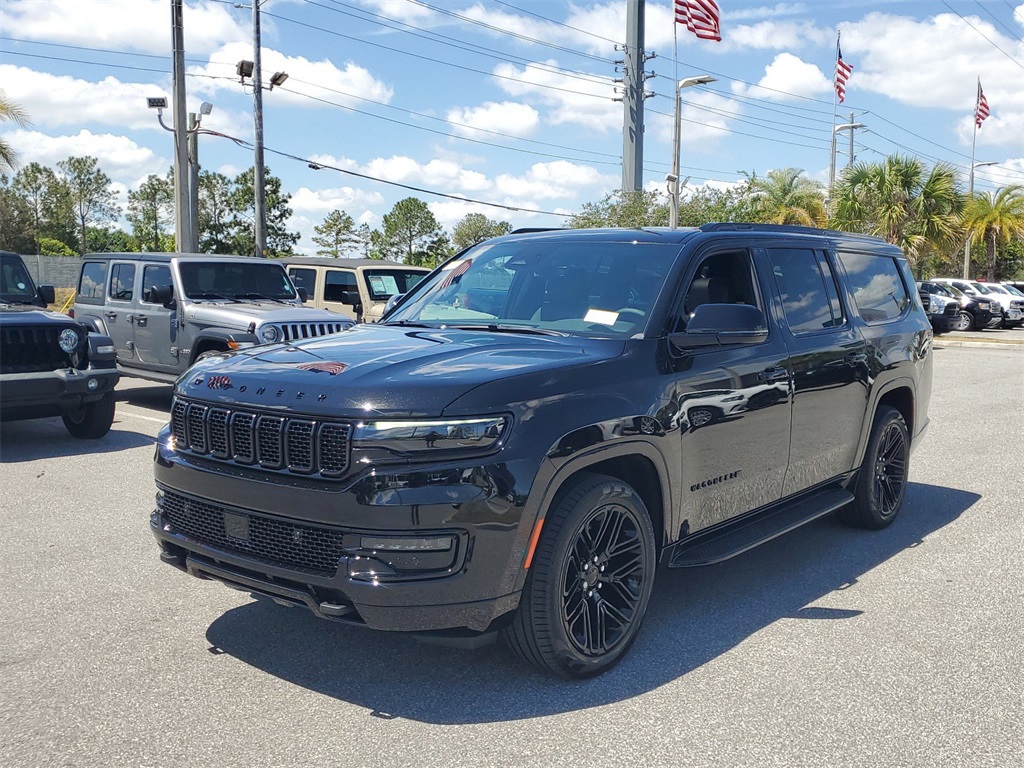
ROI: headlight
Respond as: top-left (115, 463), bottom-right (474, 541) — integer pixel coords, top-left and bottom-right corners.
top-left (58, 328), bottom-right (79, 353)
top-left (930, 296), bottom-right (947, 311)
top-left (259, 325), bottom-right (280, 343)
top-left (352, 416), bottom-right (508, 462)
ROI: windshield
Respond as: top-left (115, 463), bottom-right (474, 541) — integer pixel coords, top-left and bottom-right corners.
top-left (1003, 284), bottom-right (1024, 297)
top-left (981, 284), bottom-right (1007, 294)
top-left (384, 239), bottom-right (680, 338)
top-left (178, 261), bottom-right (297, 300)
top-left (0, 255), bottom-right (39, 304)
top-left (969, 282), bottom-right (992, 294)
top-left (363, 269), bottom-right (428, 301)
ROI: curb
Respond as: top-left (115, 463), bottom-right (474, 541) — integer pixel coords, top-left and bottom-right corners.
top-left (934, 339), bottom-right (1024, 350)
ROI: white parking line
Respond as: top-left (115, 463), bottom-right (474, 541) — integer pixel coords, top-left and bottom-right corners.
top-left (117, 410), bottom-right (169, 424)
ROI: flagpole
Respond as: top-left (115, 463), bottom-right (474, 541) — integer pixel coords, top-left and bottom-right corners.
top-left (964, 76), bottom-right (980, 280)
top-left (827, 31), bottom-right (840, 218)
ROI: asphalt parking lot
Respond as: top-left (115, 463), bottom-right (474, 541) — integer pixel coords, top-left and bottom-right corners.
top-left (1, 342), bottom-right (1021, 768)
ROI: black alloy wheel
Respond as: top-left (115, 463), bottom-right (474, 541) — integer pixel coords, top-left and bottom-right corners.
top-left (840, 406), bottom-right (909, 529)
top-left (502, 473), bottom-right (656, 678)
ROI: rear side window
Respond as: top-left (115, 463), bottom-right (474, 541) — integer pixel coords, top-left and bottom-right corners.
top-left (767, 248), bottom-right (843, 333)
top-left (78, 262), bottom-right (108, 304)
top-left (109, 263), bottom-right (136, 301)
top-left (836, 251), bottom-right (909, 324)
top-left (324, 270), bottom-right (358, 302)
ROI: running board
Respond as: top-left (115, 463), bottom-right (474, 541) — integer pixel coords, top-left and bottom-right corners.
top-left (669, 487), bottom-right (854, 568)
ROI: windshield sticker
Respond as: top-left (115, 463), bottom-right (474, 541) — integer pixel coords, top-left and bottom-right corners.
top-left (370, 275), bottom-right (399, 294)
top-left (585, 309), bottom-right (619, 326)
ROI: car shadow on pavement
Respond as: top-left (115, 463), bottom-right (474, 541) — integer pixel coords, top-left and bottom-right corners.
top-left (204, 481), bottom-right (978, 724)
top-left (0, 419), bottom-right (154, 462)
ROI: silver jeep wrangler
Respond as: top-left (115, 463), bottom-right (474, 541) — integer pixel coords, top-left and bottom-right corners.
top-left (73, 253), bottom-right (353, 383)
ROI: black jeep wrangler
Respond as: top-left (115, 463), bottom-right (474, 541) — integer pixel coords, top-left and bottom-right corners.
top-left (151, 225), bottom-right (933, 677)
top-left (1, 251), bottom-right (119, 439)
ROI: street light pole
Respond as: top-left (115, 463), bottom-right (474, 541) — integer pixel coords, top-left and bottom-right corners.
top-left (252, 0), bottom-right (267, 258)
top-left (963, 161), bottom-right (998, 279)
top-left (187, 102), bottom-right (212, 253)
top-left (669, 75), bottom-right (715, 229)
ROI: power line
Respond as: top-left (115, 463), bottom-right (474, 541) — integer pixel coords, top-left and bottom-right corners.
top-left (973, 0), bottom-right (1024, 42)
top-left (940, 0), bottom-right (1024, 69)
top-left (490, 0), bottom-right (622, 46)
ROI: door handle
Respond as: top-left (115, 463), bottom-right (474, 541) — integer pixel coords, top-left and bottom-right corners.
top-left (845, 351), bottom-right (868, 364)
top-left (105, 311), bottom-right (117, 320)
top-left (135, 317), bottom-right (147, 327)
top-left (758, 367), bottom-right (789, 384)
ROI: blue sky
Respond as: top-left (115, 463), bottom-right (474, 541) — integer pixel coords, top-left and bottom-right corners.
top-left (2, 0), bottom-right (1023, 254)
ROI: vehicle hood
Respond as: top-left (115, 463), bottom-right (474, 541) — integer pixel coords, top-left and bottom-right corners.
top-left (0, 306), bottom-right (76, 324)
top-left (185, 301), bottom-right (352, 328)
top-left (178, 323), bottom-right (623, 417)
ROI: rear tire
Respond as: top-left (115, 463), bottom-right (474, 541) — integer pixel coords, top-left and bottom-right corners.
top-left (840, 406), bottom-right (909, 529)
top-left (502, 473), bottom-right (656, 678)
top-left (62, 392), bottom-right (116, 439)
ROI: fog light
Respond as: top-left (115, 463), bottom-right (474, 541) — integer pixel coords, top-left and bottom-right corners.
top-left (87, 378), bottom-right (99, 390)
top-left (360, 535), bottom-right (454, 552)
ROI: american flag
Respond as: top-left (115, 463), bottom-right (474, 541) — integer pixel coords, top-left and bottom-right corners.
top-left (835, 41), bottom-right (853, 103)
top-left (439, 260), bottom-right (472, 289)
top-left (674, 0), bottom-right (722, 43)
top-left (975, 82), bottom-right (990, 128)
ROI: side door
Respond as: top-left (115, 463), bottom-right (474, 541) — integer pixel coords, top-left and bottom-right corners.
top-left (671, 245), bottom-right (793, 533)
top-left (133, 263), bottom-right (179, 373)
top-left (105, 260), bottom-right (137, 362)
top-left (765, 246), bottom-right (870, 496)
top-left (322, 268), bottom-right (360, 321)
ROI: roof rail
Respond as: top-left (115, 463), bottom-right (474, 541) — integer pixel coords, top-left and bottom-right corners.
top-left (509, 227), bottom-right (562, 234)
top-left (699, 222), bottom-right (888, 243)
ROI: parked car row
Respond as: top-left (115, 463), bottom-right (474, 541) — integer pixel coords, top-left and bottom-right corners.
top-left (917, 278), bottom-right (1024, 333)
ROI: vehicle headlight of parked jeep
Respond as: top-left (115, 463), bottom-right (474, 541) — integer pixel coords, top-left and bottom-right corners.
top-left (259, 324), bottom-right (280, 343)
top-left (351, 416), bottom-right (509, 464)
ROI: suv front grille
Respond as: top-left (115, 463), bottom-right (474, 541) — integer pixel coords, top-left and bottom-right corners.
top-left (160, 490), bottom-right (346, 575)
top-left (170, 397), bottom-right (351, 477)
top-left (277, 322), bottom-right (348, 342)
top-left (0, 324), bottom-right (83, 374)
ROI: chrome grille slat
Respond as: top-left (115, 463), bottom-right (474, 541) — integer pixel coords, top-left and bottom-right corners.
top-left (170, 397), bottom-right (349, 477)
top-left (263, 322), bottom-right (345, 343)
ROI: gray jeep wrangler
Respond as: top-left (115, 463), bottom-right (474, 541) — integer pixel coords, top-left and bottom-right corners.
top-left (72, 253), bottom-right (353, 383)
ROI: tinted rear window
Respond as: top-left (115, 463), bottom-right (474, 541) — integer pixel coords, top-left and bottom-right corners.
top-left (836, 251), bottom-right (909, 324)
top-left (78, 262), bottom-right (108, 304)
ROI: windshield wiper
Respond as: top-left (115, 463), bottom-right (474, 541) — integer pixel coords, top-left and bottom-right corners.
top-left (235, 292), bottom-right (291, 304)
top-left (444, 323), bottom-right (570, 337)
top-left (189, 292), bottom-right (241, 302)
top-left (380, 319), bottom-right (438, 328)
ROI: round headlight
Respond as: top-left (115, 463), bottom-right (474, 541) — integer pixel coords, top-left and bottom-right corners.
top-left (259, 325), bottom-right (280, 343)
top-left (58, 328), bottom-right (79, 353)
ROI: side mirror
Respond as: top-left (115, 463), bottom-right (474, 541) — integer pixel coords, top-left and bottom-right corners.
top-left (296, 286), bottom-right (308, 303)
top-left (338, 290), bottom-right (361, 308)
top-left (38, 285), bottom-right (56, 306)
top-left (382, 293), bottom-right (405, 319)
top-left (669, 304), bottom-right (768, 350)
top-left (144, 284), bottom-right (175, 308)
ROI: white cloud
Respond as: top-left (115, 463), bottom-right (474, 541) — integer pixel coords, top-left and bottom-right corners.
top-left (731, 53), bottom-right (831, 101)
top-left (447, 101), bottom-right (540, 138)
top-left (290, 186), bottom-right (385, 216)
top-left (493, 61), bottom-right (620, 132)
top-left (0, 0), bottom-right (247, 55)
top-left (493, 160), bottom-right (614, 200)
top-left (187, 43), bottom-right (393, 109)
top-left (727, 21), bottom-right (830, 50)
top-left (4, 129), bottom-right (166, 185)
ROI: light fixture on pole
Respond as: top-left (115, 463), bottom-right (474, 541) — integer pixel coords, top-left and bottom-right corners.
top-left (669, 75), bottom-right (716, 229)
top-left (268, 71), bottom-right (289, 89)
top-left (963, 161), bottom-right (999, 279)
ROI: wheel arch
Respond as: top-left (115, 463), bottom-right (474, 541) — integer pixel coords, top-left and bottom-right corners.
top-left (855, 378), bottom-right (915, 467)
top-left (189, 329), bottom-right (258, 364)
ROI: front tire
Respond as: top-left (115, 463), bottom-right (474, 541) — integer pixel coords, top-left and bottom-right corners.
top-left (502, 473), bottom-right (656, 678)
top-left (62, 392), bottom-right (116, 439)
top-left (954, 310), bottom-right (975, 331)
top-left (840, 406), bottom-right (909, 529)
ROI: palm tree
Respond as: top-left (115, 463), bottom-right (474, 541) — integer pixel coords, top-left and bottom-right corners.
top-left (747, 168), bottom-right (825, 226)
top-left (0, 90), bottom-right (31, 174)
top-left (830, 155), bottom-right (963, 264)
top-left (962, 185), bottom-right (1024, 281)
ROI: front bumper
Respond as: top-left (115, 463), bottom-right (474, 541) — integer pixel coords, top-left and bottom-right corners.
top-left (0, 366), bottom-right (118, 420)
top-left (152, 427), bottom-right (537, 633)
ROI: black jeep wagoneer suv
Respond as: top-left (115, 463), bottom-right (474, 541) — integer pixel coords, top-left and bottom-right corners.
top-left (152, 224), bottom-right (932, 677)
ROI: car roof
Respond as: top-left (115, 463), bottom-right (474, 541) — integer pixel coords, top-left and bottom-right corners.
top-left (280, 257), bottom-right (429, 270)
top-left (81, 252), bottom-right (277, 263)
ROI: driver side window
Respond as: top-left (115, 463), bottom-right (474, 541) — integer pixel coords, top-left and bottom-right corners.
top-left (676, 250), bottom-right (760, 331)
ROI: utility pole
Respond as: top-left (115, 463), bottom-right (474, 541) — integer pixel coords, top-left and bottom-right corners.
top-left (252, 0), bottom-right (267, 257)
top-left (620, 0), bottom-right (645, 192)
top-left (829, 112), bottom-right (866, 206)
top-left (170, 0), bottom-right (193, 253)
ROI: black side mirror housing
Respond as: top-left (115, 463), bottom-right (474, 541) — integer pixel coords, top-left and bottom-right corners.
top-left (38, 285), bottom-right (56, 306)
top-left (296, 286), bottom-right (308, 303)
top-left (669, 304), bottom-right (769, 350)
top-left (338, 290), bottom-right (360, 309)
top-left (144, 284), bottom-right (175, 308)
